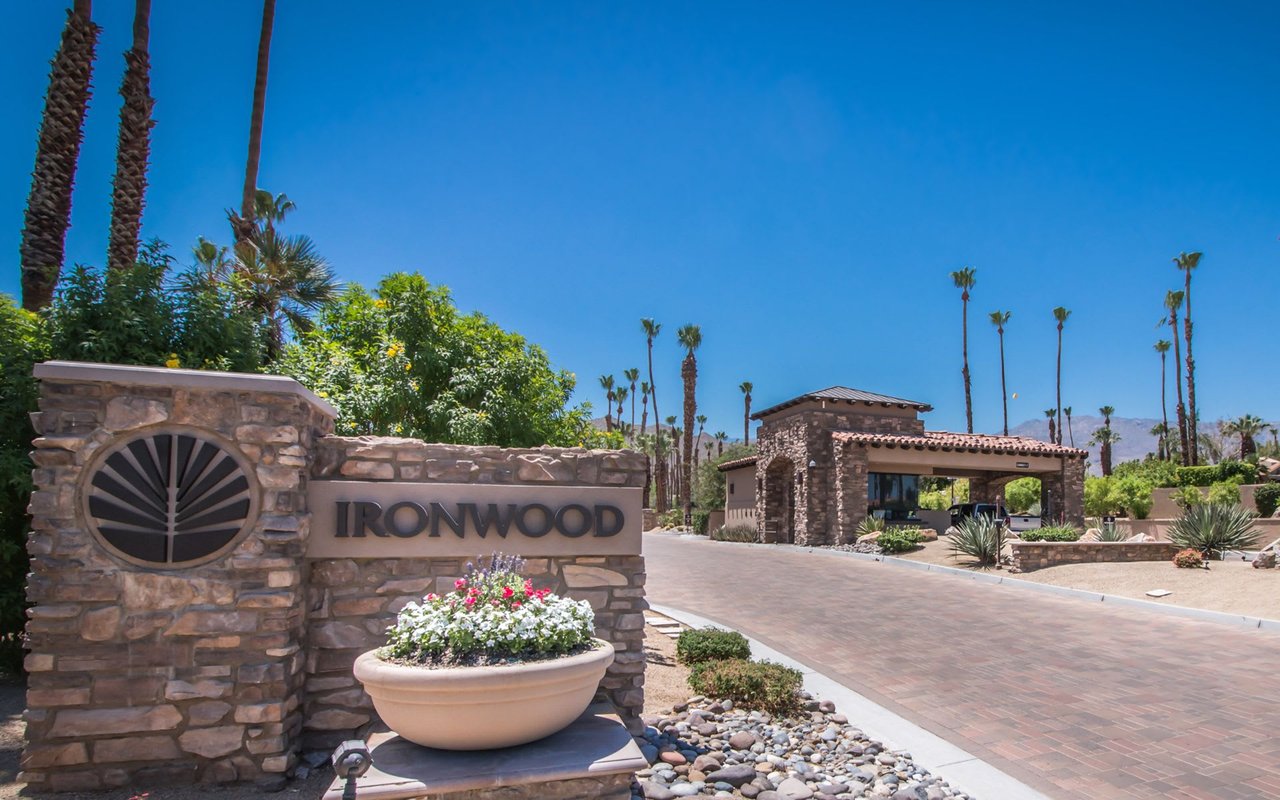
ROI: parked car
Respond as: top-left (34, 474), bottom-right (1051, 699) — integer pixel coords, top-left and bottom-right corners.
top-left (947, 503), bottom-right (1041, 532)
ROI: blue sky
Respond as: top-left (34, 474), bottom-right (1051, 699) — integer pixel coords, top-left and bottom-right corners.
top-left (3, 2), bottom-right (1277, 439)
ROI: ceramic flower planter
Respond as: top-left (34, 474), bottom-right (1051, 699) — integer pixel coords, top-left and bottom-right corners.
top-left (353, 638), bottom-right (615, 750)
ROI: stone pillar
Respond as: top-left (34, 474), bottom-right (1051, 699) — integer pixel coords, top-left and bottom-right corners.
top-left (22, 362), bottom-right (334, 790)
top-left (968, 474), bottom-right (1000, 504)
top-left (833, 443), bottom-right (869, 544)
top-left (1041, 457), bottom-right (1086, 528)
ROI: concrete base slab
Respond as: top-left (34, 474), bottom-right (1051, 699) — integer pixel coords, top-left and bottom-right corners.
top-left (323, 703), bottom-right (644, 800)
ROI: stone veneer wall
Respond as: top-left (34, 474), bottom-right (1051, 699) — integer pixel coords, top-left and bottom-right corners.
top-left (755, 409), bottom-right (923, 546)
top-left (1009, 541), bottom-right (1180, 573)
top-left (302, 436), bottom-right (648, 746)
top-left (23, 367), bottom-right (648, 790)
top-left (24, 377), bottom-right (333, 791)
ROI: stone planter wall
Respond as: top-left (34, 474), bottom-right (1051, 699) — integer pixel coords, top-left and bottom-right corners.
top-left (1009, 541), bottom-right (1181, 573)
top-left (22, 364), bottom-right (648, 790)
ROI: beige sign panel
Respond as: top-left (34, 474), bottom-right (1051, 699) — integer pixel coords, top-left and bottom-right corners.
top-left (306, 481), bottom-right (643, 558)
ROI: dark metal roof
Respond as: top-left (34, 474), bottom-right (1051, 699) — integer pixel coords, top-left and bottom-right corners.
top-left (752, 386), bottom-right (933, 419)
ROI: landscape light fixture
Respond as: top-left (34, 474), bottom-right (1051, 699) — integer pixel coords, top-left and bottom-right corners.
top-left (333, 740), bottom-right (373, 800)
top-left (808, 459), bottom-right (817, 469)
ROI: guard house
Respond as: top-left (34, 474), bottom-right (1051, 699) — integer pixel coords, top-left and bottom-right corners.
top-left (719, 386), bottom-right (1086, 546)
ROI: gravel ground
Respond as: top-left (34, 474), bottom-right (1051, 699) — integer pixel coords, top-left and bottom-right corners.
top-left (645, 624), bottom-right (692, 716)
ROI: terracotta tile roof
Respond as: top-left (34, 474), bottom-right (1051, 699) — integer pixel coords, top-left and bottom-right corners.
top-left (832, 430), bottom-right (1088, 458)
top-left (752, 386), bottom-right (932, 419)
top-left (716, 455), bottom-right (759, 471)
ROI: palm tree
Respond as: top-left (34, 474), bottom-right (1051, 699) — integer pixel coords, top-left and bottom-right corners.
top-left (614, 386), bottom-right (628, 438)
top-left (19, 0), bottom-right (100, 311)
top-left (739, 381), bottom-right (753, 444)
top-left (1154, 340), bottom-right (1172, 460)
top-left (677, 324), bottom-right (702, 526)
top-left (1063, 406), bottom-right (1074, 447)
top-left (664, 416), bottom-right (678, 504)
top-left (642, 319), bottom-right (665, 510)
top-left (694, 414), bottom-right (708, 469)
top-left (253, 189), bottom-right (295, 238)
top-left (1044, 409), bottom-right (1057, 443)
top-left (192, 236), bottom-right (232, 281)
top-left (234, 0), bottom-right (277, 245)
top-left (598, 375), bottom-right (615, 432)
top-left (1173, 252), bottom-right (1202, 465)
top-left (105, 0), bottom-right (156, 272)
top-left (989, 310), bottom-right (1011, 435)
top-left (1149, 423), bottom-right (1170, 461)
top-left (639, 381), bottom-right (650, 437)
top-left (715, 431), bottom-right (728, 457)
top-left (1090, 427), bottom-right (1122, 476)
top-left (232, 230), bottom-right (338, 361)
top-left (1052, 307), bottom-right (1071, 444)
top-left (1097, 405), bottom-right (1115, 472)
top-left (623, 367), bottom-right (640, 435)
top-left (951, 267), bottom-right (977, 432)
top-left (1163, 290), bottom-right (1189, 465)
top-left (1224, 414), bottom-right (1267, 459)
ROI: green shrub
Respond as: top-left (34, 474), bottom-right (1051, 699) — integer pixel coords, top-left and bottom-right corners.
top-left (1255, 483), bottom-right (1280, 518)
top-left (1003, 477), bottom-right (1041, 514)
top-left (1207, 480), bottom-right (1242, 507)
top-left (1173, 548), bottom-right (1204, 569)
top-left (1168, 503), bottom-right (1262, 558)
top-left (657, 509), bottom-right (684, 528)
top-left (710, 526), bottom-right (758, 542)
top-left (949, 515), bottom-right (1004, 566)
top-left (1171, 485), bottom-right (1205, 509)
top-left (1020, 526), bottom-right (1080, 542)
top-left (1176, 461), bottom-right (1260, 488)
top-left (692, 510), bottom-right (711, 535)
top-left (1113, 457), bottom-right (1178, 489)
top-left (1114, 476), bottom-right (1154, 519)
top-left (688, 659), bottom-right (802, 715)
top-left (676, 627), bottom-right (751, 665)
top-left (876, 527), bottom-right (924, 553)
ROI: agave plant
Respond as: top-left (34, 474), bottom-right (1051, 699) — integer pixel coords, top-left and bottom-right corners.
top-left (949, 515), bottom-right (1005, 566)
top-left (1167, 503), bottom-right (1262, 558)
top-left (1097, 522), bottom-right (1130, 542)
top-left (855, 516), bottom-right (886, 537)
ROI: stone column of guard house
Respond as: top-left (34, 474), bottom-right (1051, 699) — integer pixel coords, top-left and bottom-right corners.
top-left (22, 362), bottom-right (335, 790)
top-left (1039, 457), bottom-right (1086, 528)
top-left (832, 442), bottom-right (869, 544)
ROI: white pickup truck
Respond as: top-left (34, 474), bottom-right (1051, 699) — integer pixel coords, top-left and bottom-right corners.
top-left (947, 503), bottom-right (1041, 532)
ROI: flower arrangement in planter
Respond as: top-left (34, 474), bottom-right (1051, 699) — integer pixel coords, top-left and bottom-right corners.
top-left (354, 554), bottom-right (614, 750)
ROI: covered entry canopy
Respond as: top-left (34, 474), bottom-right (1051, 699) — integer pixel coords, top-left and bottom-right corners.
top-left (742, 385), bottom-right (1087, 546)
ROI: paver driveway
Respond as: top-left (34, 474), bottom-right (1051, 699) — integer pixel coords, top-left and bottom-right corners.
top-left (644, 533), bottom-right (1280, 800)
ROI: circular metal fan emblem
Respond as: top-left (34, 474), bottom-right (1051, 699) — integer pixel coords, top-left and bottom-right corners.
top-left (83, 429), bottom-right (257, 567)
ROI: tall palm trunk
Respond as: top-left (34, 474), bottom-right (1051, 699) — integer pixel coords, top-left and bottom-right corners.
top-left (997, 325), bottom-right (1008, 435)
top-left (1055, 327), bottom-right (1063, 445)
top-left (235, 0), bottom-right (276, 245)
top-left (681, 353), bottom-right (697, 526)
top-left (961, 295), bottom-right (972, 433)
top-left (1183, 276), bottom-right (1198, 466)
top-left (1159, 351), bottom-right (1169, 461)
top-left (640, 392), bottom-right (649, 438)
top-left (646, 336), bottom-right (665, 512)
top-left (105, 0), bottom-right (155, 272)
top-left (1170, 312), bottom-right (1189, 465)
top-left (20, 1), bottom-right (100, 311)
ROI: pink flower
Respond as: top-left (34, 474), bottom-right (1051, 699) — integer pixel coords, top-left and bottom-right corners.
top-left (512, 601), bottom-right (521, 609)
top-left (502, 586), bottom-right (514, 599)
top-left (425, 593), bottom-right (438, 601)
top-left (454, 578), bottom-right (467, 590)
top-left (464, 596), bottom-right (476, 607)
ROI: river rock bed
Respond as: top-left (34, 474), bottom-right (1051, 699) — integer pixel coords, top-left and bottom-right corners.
top-left (631, 693), bottom-right (972, 800)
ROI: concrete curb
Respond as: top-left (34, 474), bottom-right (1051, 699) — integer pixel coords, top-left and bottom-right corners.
top-left (648, 602), bottom-right (1052, 800)
top-left (669, 533), bottom-right (1280, 631)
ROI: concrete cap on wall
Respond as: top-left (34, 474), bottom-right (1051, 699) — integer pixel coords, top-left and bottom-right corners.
top-left (34, 360), bottom-right (338, 420)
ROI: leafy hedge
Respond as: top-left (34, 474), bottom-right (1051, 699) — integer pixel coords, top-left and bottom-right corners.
top-left (1255, 483), bottom-right (1280, 518)
top-left (688, 659), bottom-right (803, 715)
top-left (676, 627), bottom-right (751, 664)
top-left (1175, 461), bottom-right (1259, 488)
top-left (876, 528), bottom-right (924, 553)
top-left (1020, 526), bottom-right (1080, 542)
